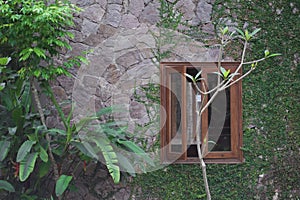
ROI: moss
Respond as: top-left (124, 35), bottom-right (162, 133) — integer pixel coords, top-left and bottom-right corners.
top-left (132, 0), bottom-right (300, 199)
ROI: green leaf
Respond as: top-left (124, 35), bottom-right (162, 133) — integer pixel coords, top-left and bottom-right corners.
top-left (195, 70), bottom-right (202, 80)
top-left (117, 140), bottom-right (154, 167)
top-left (264, 49), bottom-right (270, 57)
top-left (220, 66), bottom-right (227, 75)
top-left (267, 53), bottom-right (282, 58)
top-left (33, 47), bottom-right (46, 59)
top-left (220, 26), bottom-right (229, 35)
top-left (0, 141), bottom-right (10, 161)
top-left (0, 83), bottom-right (5, 91)
top-left (0, 180), bottom-right (15, 192)
top-left (8, 127), bottom-right (17, 135)
top-left (38, 160), bottom-right (51, 178)
top-left (55, 175), bottom-right (73, 196)
top-left (250, 28), bottom-right (261, 37)
top-left (48, 128), bottom-right (67, 136)
top-left (94, 137), bottom-right (120, 183)
top-left (116, 153), bottom-right (136, 177)
top-left (235, 28), bottom-right (245, 38)
top-left (219, 67), bottom-right (230, 79)
top-left (245, 30), bottom-right (251, 41)
top-left (74, 116), bottom-right (99, 133)
top-left (20, 80), bottom-right (31, 114)
top-left (17, 140), bottom-right (36, 162)
top-left (33, 70), bottom-right (41, 78)
top-left (0, 57), bottom-right (11, 65)
top-left (19, 48), bottom-right (33, 61)
top-left (184, 73), bottom-right (195, 83)
top-left (19, 153), bottom-right (38, 182)
top-left (39, 146), bottom-right (48, 163)
top-left (71, 141), bottom-right (98, 159)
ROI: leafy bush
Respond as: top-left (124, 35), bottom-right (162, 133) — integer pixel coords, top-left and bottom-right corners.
top-left (0, 0), bottom-right (152, 199)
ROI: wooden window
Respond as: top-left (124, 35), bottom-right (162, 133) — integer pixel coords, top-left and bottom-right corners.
top-left (160, 62), bottom-right (243, 164)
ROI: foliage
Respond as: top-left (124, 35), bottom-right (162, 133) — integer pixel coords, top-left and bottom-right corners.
top-left (55, 175), bottom-right (72, 197)
top-left (0, 56), bottom-right (11, 90)
top-left (0, 0), bottom-right (86, 80)
top-left (0, 0), bottom-right (152, 199)
top-left (133, 0), bottom-right (300, 199)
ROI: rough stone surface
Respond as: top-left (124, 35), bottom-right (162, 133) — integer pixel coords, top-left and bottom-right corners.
top-left (116, 51), bottom-right (142, 69)
top-left (196, 0), bottom-right (213, 23)
top-left (52, 0), bottom-right (219, 199)
top-left (81, 4), bottom-right (105, 23)
top-left (129, 0), bottom-right (145, 17)
top-left (120, 13), bottom-right (140, 29)
top-left (139, 2), bottom-right (160, 24)
top-left (82, 19), bottom-right (99, 37)
top-left (105, 4), bottom-right (123, 27)
top-left (176, 0), bottom-right (196, 20)
top-left (102, 64), bottom-right (122, 84)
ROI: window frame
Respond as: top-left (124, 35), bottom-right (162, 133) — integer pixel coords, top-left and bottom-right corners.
top-left (160, 62), bottom-right (243, 164)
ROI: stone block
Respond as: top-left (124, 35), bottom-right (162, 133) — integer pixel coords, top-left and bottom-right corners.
top-left (196, 0), bottom-right (212, 23)
top-left (81, 4), bottom-right (105, 23)
top-left (116, 51), bottom-right (142, 69)
top-left (120, 14), bottom-right (140, 29)
top-left (139, 2), bottom-right (160, 25)
top-left (129, 0), bottom-right (145, 17)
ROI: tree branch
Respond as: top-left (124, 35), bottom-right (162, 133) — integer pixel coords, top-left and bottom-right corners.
top-left (31, 80), bottom-right (61, 200)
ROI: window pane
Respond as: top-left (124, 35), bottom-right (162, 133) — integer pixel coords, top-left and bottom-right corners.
top-left (186, 67), bottom-right (201, 157)
top-left (207, 73), bottom-right (231, 152)
top-left (170, 72), bottom-right (182, 152)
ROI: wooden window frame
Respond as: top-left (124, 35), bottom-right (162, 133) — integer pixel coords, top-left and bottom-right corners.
top-left (160, 62), bottom-right (243, 164)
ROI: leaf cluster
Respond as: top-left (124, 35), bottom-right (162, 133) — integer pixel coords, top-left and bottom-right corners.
top-left (0, 0), bottom-right (84, 80)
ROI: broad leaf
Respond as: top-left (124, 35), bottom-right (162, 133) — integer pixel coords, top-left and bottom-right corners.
top-left (39, 146), bottom-right (48, 163)
top-left (0, 57), bottom-right (11, 66)
top-left (19, 153), bottom-right (38, 182)
top-left (48, 128), bottom-right (66, 136)
top-left (71, 141), bottom-right (98, 159)
top-left (116, 153), bottom-right (136, 176)
top-left (17, 140), bottom-right (36, 162)
top-left (38, 160), bottom-right (51, 178)
top-left (0, 180), bottom-right (15, 192)
top-left (0, 141), bottom-right (10, 161)
top-left (55, 175), bottom-right (73, 196)
top-left (0, 83), bottom-right (5, 91)
top-left (94, 137), bottom-right (120, 183)
top-left (8, 127), bottom-right (17, 135)
top-left (96, 105), bottom-right (125, 117)
top-left (74, 116), bottom-right (98, 133)
top-left (117, 140), bottom-right (154, 166)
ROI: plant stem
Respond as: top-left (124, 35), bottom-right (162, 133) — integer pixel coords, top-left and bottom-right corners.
top-left (44, 83), bottom-right (68, 129)
top-left (31, 79), bottom-right (61, 200)
top-left (194, 82), bottom-right (211, 200)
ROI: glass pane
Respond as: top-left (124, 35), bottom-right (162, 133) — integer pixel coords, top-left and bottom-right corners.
top-left (170, 72), bottom-right (182, 153)
top-left (207, 73), bottom-right (231, 152)
top-left (186, 67), bottom-right (201, 157)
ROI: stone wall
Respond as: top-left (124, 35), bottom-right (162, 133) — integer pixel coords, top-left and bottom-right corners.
top-left (47, 0), bottom-right (219, 199)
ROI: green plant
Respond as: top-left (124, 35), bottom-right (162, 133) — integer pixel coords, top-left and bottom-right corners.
top-left (133, 0), bottom-right (299, 199)
top-left (0, 0), bottom-right (153, 199)
top-left (185, 26), bottom-right (280, 199)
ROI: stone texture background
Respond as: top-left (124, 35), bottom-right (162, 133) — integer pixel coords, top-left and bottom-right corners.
top-left (46, 0), bottom-right (219, 199)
